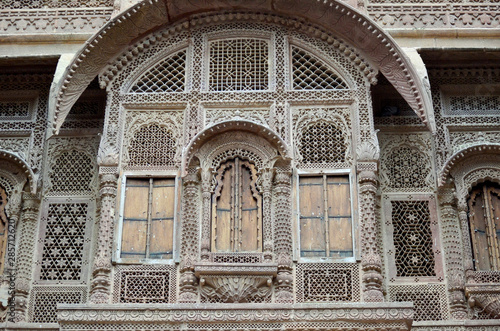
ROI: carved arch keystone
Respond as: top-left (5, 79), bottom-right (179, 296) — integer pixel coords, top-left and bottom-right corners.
top-left (49, 0), bottom-right (435, 135)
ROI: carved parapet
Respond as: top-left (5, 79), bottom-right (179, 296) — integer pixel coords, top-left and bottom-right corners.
top-left (466, 284), bottom-right (500, 319)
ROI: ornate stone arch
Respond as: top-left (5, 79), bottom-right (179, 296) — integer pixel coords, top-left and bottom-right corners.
top-left (49, 0), bottom-right (435, 136)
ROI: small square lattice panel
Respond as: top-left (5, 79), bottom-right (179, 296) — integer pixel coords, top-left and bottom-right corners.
top-left (388, 284), bottom-right (448, 321)
top-left (113, 264), bottom-right (177, 303)
top-left (0, 101), bottom-right (30, 119)
top-left (296, 263), bottom-right (360, 302)
top-left (208, 38), bottom-right (269, 91)
top-left (128, 124), bottom-right (177, 167)
top-left (47, 149), bottom-right (97, 195)
top-left (28, 286), bottom-right (87, 323)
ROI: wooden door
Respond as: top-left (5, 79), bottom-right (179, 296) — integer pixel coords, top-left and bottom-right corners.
top-left (212, 158), bottom-right (262, 252)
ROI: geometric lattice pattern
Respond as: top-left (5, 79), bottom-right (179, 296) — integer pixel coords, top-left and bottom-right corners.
top-left (2, 0), bottom-right (113, 9)
top-left (449, 95), bottom-right (500, 115)
top-left (386, 146), bottom-right (427, 189)
top-left (296, 263), bottom-right (360, 302)
top-left (209, 39), bottom-right (269, 91)
top-left (0, 101), bottom-right (30, 118)
top-left (391, 200), bottom-right (435, 277)
top-left (113, 265), bottom-right (177, 304)
top-left (48, 150), bottom-right (95, 194)
top-left (299, 121), bottom-right (346, 165)
top-left (29, 286), bottom-right (87, 323)
top-left (473, 271), bottom-right (500, 284)
top-left (128, 124), bottom-right (176, 167)
top-left (292, 47), bottom-right (348, 90)
top-left (389, 284), bottom-right (448, 321)
top-left (39, 203), bottom-right (89, 281)
top-left (131, 50), bottom-right (186, 93)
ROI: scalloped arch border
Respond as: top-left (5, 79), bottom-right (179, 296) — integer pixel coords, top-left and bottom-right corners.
top-left (50, 0), bottom-right (435, 135)
top-left (0, 150), bottom-right (36, 194)
top-left (439, 143), bottom-right (500, 187)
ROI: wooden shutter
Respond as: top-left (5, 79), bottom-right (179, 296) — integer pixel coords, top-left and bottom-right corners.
top-left (326, 175), bottom-right (353, 258)
top-left (299, 175), bottom-right (352, 258)
top-left (121, 178), bottom-right (149, 259)
top-left (149, 178), bottom-right (175, 259)
top-left (299, 176), bottom-right (326, 257)
top-left (121, 178), bottom-right (175, 259)
top-left (468, 183), bottom-right (500, 270)
top-left (212, 158), bottom-right (262, 252)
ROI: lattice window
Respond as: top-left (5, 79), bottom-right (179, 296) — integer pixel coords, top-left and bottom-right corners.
top-left (208, 38), bottom-right (269, 91)
top-left (120, 178), bottom-right (175, 260)
top-left (449, 95), bottom-right (500, 115)
top-left (391, 200), bottom-right (436, 277)
top-left (385, 146), bottom-right (428, 189)
top-left (467, 182), bottom-right (500, 271)
top-left (130, 50), bottom-right (186, 93)
top-left (296, 263), bottom-right (360, 302)
top-left (37, 202), bottom-right (92, 282)
top-left (388, 284), bottom-right (448, 321)
top-left (1, 0), bottom-right (113, 9)
top-left (28, 286), bottom-right (87, 323)
top-left (298, 175), bottom-right (352, 258)
top-left (128, 124), bottom-right (177, 168)
top-left (291, 47), bottom-right (348, 90)
top-left (298, 120), bottom-right (347, 165)
top-left (113, 265), bottom-right (177, 303)
top-left (48, 150), bottom-right (96, 195)
top-left (0, 101), bottom-right (30, 118)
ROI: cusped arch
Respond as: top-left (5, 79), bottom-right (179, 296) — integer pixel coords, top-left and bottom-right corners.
top-left (49, 0), bottom-right (434, 135)
top-left (439, 144), bottom-right (500, 188)
top-left (183, 120), bottom-right (290, 175)
top-left (0, 150), bottom-right (36, 194)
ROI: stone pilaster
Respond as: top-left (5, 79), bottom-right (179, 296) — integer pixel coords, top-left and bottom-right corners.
top-left (273, 168), bottom-right (293, 304)
top-left (457, 199), bottom-right (475, 284)
top-left (260, 169), bottom-right (273, 262)
top-left (178, 168), bottom-right (200, 303)
top-left (13, 193), bottom-right (40, 322)
top-left (358, 163), bottom-right (384, 302)
top-left (438, 185), bottom-right (467, 319)
top-left (200, 169), bottom-right (211, 261)
top-left (89, 171), bottom-right (118, 304)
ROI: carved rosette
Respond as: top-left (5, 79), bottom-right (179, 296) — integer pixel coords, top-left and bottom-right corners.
top-left (179, 169), bottom-right (200, 303)
top-left (358, 166), bottom-right (384, 302)
top-left (438, 185), bottom-right (467, 319)
top-left (273, 168), bottom-right (293, 303)
top-left (89, 172), bottom-right (118, 304)
top-left (13, 193), bottom-right (40, 322)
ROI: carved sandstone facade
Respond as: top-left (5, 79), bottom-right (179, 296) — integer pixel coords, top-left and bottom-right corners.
top-left (0, 1), bottom-right (499, 330)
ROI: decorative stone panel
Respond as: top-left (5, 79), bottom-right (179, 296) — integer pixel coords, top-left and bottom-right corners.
top-left (388, 284), bottom-right (449, 321)
top-left (28, 285), bottom-right (87, 323)
top-left (112, 264), bottom-right (177, 304)
top-left (295, 263), bottom-right (361, 303)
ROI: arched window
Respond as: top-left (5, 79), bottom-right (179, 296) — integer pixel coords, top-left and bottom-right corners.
top-left (211, 157), bottom-right (262, 253)
top-left (468, 181), bottom-right (500, 271)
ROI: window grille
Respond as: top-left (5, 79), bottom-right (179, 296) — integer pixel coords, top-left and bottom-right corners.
top-left (37, 202), bottom-right (92, 282)
top-left (29, 286), bottom-right (87, 323)
top-left (208, 38), bottom-right (269, 91)
top-left (48, 150), bottom-right (96, 195)
top-left (298, 175), bottom-right (352, 258)
top-left (120, 178), bottom-right (175, 260)
top-left (128, 124), bottom-right (177, 167)
top-left (131, 50), bottom-right (186, 93)
top-left (385, 146), bottom-right (428, 189)
top-left (299, 121), bottom-right (347, 165)
top-left (391, 200), bottom-right (436, 277)
top-left (0, 101), bottom-right (30, 118)
top-left (389, 284), bottom-right (448, 321)
top-left (291, 47), bottom-right (348, 90)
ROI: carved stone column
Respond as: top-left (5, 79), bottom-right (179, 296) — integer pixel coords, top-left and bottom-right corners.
top-left (13, 193), bottom-right (40, 322)
top-left (200, 169), bottom-right (211, 261)
top-left (457, 199), bottom-right (475, 284)
top-left (178, 168), bottom-right (200, 303)
top-left (273, 167), bottom-right (293, 304)
top-left (358, 163), bottom-right (384, 302)
top-left (438, 184), bottom-right (467, 319)
top-left (260, 169), bottom-right (273, 262)
top-left (89, 171), bottom-right (118, 304)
